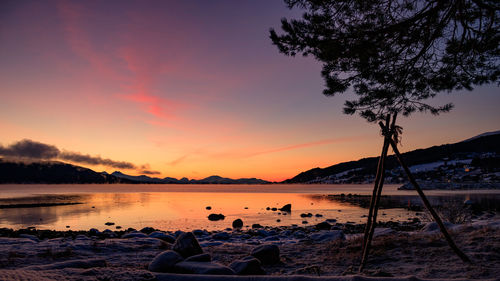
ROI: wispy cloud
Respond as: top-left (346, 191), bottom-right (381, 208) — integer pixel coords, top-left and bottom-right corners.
top-left (0, 139), bottom-right (154, 171)
top-left (167, 154), bottom-right (189, 166)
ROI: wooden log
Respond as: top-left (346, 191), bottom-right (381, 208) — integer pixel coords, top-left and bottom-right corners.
top-left (360, 116), bottom-right (390, 254)
top-left (359, 115), bottom-right (391, 272)
top-left (359, 139), bottom-right (389, 271)
top-left (378, 122), bottom-right (471, 263)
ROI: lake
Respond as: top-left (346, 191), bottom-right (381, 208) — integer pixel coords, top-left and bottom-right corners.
top-left (0, 184), bottom-right (499, 231)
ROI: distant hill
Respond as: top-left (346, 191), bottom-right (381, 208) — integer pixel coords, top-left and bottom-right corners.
top-left (284, 131), bottom-right (500, 183)
top-left (111, 172), bottom-right (269, 184)
top-left (0, 159), bottom-right (132, 184)
top-left (0, 159), bottom-right (269, 184)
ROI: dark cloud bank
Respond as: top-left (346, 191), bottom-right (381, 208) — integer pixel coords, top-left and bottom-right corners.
top-left (0, 139), bottom-right (159, 173)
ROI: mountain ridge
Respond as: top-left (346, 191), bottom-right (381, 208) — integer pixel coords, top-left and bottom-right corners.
top-left (283, 130), bottom-right (500, 183)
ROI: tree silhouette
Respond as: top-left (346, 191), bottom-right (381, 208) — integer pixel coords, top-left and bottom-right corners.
top-left (270, 0), bottom-right (499, 122)
top-left (270, 0), bottom-right (499, 270)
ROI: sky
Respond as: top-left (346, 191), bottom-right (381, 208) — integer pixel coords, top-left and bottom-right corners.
top-left (0, 0), bottom-right (499, 182)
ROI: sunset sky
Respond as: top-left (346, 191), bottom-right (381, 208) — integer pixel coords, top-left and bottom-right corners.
top-left (1, 0), bottom-right (499, 181)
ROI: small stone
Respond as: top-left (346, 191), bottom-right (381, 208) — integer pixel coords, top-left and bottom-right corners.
top-left (229, 257), bottom-right (266, 275)
top-left (208, 214), bottom-right (225, 221)
top-left (140, 227), bottom-right (155, 234)
top-left (122, 231), bottom-right (148, 239)
top-left (174, 261), bottom-right (235, 275)
top-left (232, 219), bottom-right (243, 228)
top-left (206, 206), bottom-right (212, 210)
top-left (279, 204), bottom-right (291, 212)
top-left (105, 222), bottom-right (115, 226)
top-left (252, 224), bottom-right (263, 229)
top-left (315, 214), bottom-right (323, 217)
top-left (302, 220), bottom-right (308, 224)
top-left (172, 232), bottom-right (203, 258)
top-left (251, 244), bottom-right (280, 265)
top-left (149, 231), bottom-right (176, 243)
top-left (185, 253), bottom-right (211, 262)
top-left (148, 250), bottom-right (183, 273)
top-left (212, 232), bottom-right (231, 240)
top-left (316, 221), bottom-right (332, 230)
top-left (271, 208), bottom-right (277, 211)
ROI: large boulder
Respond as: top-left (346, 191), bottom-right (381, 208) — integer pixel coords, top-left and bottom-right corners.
top-left (148, 250), bottom-right (183, 273)
top-left (251, 244), bottom-right (280, 265)
top-left (229, 256), bottom-right (266, 275)
top-left (174, 261), bottom-right (235, 275)
top-left (232, 219), bottom-right (243, 228)
top-left (172, 232), bottom-right (203, 258)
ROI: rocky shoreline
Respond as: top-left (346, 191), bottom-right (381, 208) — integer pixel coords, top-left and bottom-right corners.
top-left (0, 213), bottom-right (499, 280)
top-left (398, 181), bottom-right (500, 190)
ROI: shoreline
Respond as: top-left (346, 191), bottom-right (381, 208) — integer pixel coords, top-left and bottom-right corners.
top-left (0, 214), bottom-right (499, 280)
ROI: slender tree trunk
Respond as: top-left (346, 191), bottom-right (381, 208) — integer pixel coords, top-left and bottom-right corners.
top-left (378, 122), bottom-right (471, 263)
top-left (359, 115), bottom-right (392, 272)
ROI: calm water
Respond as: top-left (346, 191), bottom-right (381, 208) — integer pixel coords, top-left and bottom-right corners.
top-left (0, 184), bottom-right (499, 231)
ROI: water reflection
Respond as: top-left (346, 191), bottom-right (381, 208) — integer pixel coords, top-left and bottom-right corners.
top-left (0, 184), bottom-right (498, 231)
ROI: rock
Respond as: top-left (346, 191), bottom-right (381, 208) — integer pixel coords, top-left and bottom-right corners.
top-left (148, 250), bottom-right (183, 273)
top-left (316, 221), bottom-right (332, 230)
top-left (19, 234), bottom-right (39, 242)
top-left (192, 229), bottom-right (206, 236)
top-left (252, 224), bottom-right (263, 229)
top-left (300, 213), bottom-right (313, 218)
top-left (199, 241), bottom-right (223, 247)
top-left (279, 204), bottom-right (291, 212)
top-left (251, 244), bottom-right (280, 265)
top-left (174, 261), bottom-right (235, 275)
top-left (89, 228), bottom-right (100, 235)
top-left (212, 232), bottom-right (231, 240)
top-left (149, 231), bottom-right (176, 243)
top-left (122, 232), bottom-right (148, 239)
top-left (229, 257), bottom-right (266, 275)
top-left (257, 229), bottom-right (270, 237)
top-left (315, 214), bottom-right (323, 217)
top-left (232, 219), bottom-right (243, 228)
top-left (271, 208), bottom-right (277, 211)
top-left (374, 228), bottom-right (395, 237)
top-left (173, 232), bottom-right (203, 258)
top-left (266, 207), bottom-right (271, 210)
top-left (104, 222), bottom-right (115, 226)
top-left (185, 253), bottom-right (211, 262)
top-left (302, 220), bottom-right (308, 224)
top-left (326, 219), bottom-right (337, 223)
top-left (23, 258), bottom-right (106, 270)
top-left (206, 206), bottom-right (212, 210)
top-left (421, 221), bottom-right (455, 232)
top-left (276, 219), bottom-right (281, 222)
top-left (208, 214), bottom-right (225, 221)
top-left (115, 226), bottom-right (122, 229)
top-left (309, 230), bottom-right (345, 243)
top-left (140, 227), bottom-right (155, 234)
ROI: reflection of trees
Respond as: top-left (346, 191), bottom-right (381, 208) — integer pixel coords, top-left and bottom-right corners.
top-left (0, 193), bottom-right (144, 228)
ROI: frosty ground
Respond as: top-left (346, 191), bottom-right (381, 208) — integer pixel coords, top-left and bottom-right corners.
top-left (0, 215), bottom-right (499, 281)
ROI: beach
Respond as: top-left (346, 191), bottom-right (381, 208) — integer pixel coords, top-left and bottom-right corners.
top-left (0, 213), bottom-right (499, 280)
